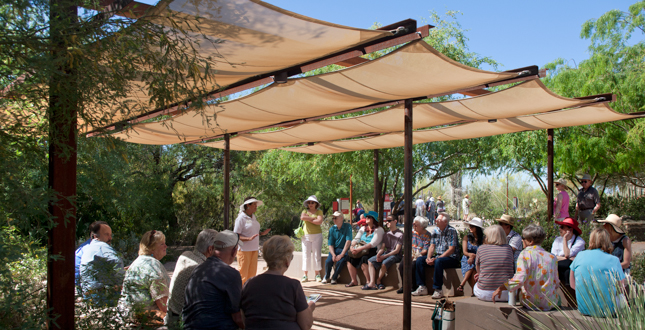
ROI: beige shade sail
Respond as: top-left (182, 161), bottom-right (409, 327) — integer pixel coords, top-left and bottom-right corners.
top-left (283, 103), bottom-right (633, 154)
top-left (67, 0), bottom-right (393, 132)
top-left (200, 79), bottom-right (595, 150)
top-left (111, 39), bottom-right (517, 144)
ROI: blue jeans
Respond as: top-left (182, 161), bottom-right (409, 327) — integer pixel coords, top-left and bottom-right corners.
top-left (324, 248), bottom-right (348, 281)
top-left (415, 256), bottom-right (460, 290)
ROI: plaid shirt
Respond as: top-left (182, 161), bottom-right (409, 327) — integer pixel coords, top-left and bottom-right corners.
top-left (430, 225), bottom-right (459, 259)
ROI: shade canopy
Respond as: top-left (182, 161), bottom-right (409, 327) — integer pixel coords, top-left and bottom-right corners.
top-left (111, 40), bottom-right (518, 144)
top-left (199, 79), bottom-right (597, 150)
top-left (283, 103), bottom-right (632, 154)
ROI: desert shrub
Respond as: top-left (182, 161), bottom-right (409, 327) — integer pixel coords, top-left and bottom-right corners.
top-left (631, 252), bottom-right (645, 284)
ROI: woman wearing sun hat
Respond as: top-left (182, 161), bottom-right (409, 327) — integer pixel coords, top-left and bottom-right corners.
top-left (553, 178), bottom-right (570, 221)
top-left (300, 195), bottom-right (324, 282)
top-left (597, 214), bottom-right (632, 274)
top-left (551, 217), bottom-right (585, 285)
top-left (458, 217), bottom-right (485, 293)
top-left (345, 211), bottom-right (383, 288)
top-left (234, 196), bottom-right (271, 285)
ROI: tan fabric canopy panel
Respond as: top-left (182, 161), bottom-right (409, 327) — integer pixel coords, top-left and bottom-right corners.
top-left (200, 80), bottom-right (594, 150)
top-left (112, 40), bottom-right (517, 144)
top-left (283, 103), bottom-right (633, 154)
top-left (77, 0), bottom-right (391, 131)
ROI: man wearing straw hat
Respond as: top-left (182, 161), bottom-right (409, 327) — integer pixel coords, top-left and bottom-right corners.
top-left (496, 214), bottom-right (523, 265)
top-left (575, 174), bottom-right (600, 222)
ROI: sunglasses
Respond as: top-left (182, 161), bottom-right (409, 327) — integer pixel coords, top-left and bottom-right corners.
top-left (307, 201), bottom-right (317, 204)
top-left (581, 180), bottom-right (589, 183)
top-left (385, 219), bottom-right (395, 222)
top-left (559, 225), bottom-right (571, 230)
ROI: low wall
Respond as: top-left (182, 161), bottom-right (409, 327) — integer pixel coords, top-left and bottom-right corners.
top-left (285, 252), bottom-right (473, 297)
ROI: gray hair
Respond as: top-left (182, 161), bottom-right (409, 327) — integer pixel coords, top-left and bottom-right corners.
top-left (522, 225), bottom-right (546, 245)
top-left (438, 212), bottom-right (451, 221)
top-left (195, 229), bottom-right (219, 254)
top-left (413, 216), bottom-right (429, 228)
top-left (484, 225), bottom-right (506, 246)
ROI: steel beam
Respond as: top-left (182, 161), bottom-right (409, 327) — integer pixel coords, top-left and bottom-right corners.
top-left (48, 0), bottom-right (78, 328)
top-left (223, 133), bottom-right (230, 229)
top-left (547, 129), bottom-right (554, 221)
top-left (403, 99), bottom-right (413, 330)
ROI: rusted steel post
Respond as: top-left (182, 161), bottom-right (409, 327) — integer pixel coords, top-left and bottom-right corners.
top-left (374, 149), bottom-right (380, 217)
top-left (224, 133), bottom-right (230, 229)
top-left (47, 0), bottom-right (78, 328)
top-left (403, 99), bottom-right (413, 330)
top-left (349, 175), bottom-right (353, 219)
top-left (547, 129), bottom-right (554, 221)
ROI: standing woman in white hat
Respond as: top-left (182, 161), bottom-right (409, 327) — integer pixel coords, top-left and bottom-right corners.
top-left (597, 214), bottom-right (632, 274)
top-left (234, 196), bottom-right (271, 285)
top-left (300, 195), bottom-right (324, 282)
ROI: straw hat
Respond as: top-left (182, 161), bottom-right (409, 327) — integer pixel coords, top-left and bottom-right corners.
top-left (597, 214), bottom-right (625, 234)
top-left (555, 178), bottom-right (567, 186)
top-left (495, 214), bottom-right (515, 227)
top-left (468, 217), bottom-right (484, 229)
top-left (239, 197), bottom-right (264, 211)
top-left (464, 194), bottom-right (469, 199)
top-left (303, 195), bottom-right (320, 209)
top-left (554, 217), bottom-right (582, 235)
top-left (437, 196), bottom-right (443, 200)
top-left (580, 174), bottom-right (592, 181)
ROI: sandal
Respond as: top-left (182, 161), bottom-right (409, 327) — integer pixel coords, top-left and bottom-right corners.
top-left (457, 285), bottom-right (464, 292)
top-left (377, 284), bottom-right (386, 290)
top-left (345, 282), bottom-right (358, 288)
top-left (361, 285), bottom-right (378, 290)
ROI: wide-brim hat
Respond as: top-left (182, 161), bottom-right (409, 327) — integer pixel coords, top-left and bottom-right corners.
top-left (464, 194), bottom-right (469, 199)
top-left (239, 198), bottom-right (264, 212)
top-left (495, 214), bottom-right (515, 227)
top-left (332, 211), bottom-right (343, 218)
top-left (597, 214), bottom-right (625, 234)
top-left (437, 196), bottom-right (442, 200)
top-left (555, 178), bottom-right (567, 186)
top-left (555, 217), bottom-right (582, 236)
top-left (468, 217), bottom-right (484, 229)
top-left (580, 174), bottom-right (592, 181)
top-left (365, 210), bottom-right (379, 223)
top-left (303, 195), bottom-right (320, 209)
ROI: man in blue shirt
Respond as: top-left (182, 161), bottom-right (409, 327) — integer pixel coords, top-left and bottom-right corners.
top-left (322, 211), bottom-right (352, 284)
top-left (183, 230), bottom-right (244, 330)
top-left (79, 221), bottom-right (125, 305)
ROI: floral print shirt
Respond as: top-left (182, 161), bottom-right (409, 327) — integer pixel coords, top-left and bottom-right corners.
top-left (504, 245), bottom-right (560, 311)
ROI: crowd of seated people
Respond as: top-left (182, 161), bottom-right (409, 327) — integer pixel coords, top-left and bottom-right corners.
top-left (74, 194), bottom-right (635, 329)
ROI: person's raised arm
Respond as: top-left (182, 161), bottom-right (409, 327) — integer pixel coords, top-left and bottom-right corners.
top-left (296, 301), bottom-right (315, 330)
top-left (562, 232), bottom-right (573, 259)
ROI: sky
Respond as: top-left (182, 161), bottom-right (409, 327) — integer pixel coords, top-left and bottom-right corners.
top-left (263, 0), bottom-right (637, 71)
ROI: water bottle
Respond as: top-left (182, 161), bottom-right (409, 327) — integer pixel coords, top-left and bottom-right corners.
top-left (508, 290), bottom-right (516, 306)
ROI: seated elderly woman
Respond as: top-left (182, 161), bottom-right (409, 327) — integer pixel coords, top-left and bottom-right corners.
top-left (241, 235), bottom-right (316, 330)
top-left (570, 228), bottom-right (626, 317)
top-left (551, 217), bottom-right (585, 285)
top-left (474, 225), bottom-right (514, 301)
top-left (119, 230), bottom-right (170, 324)
top-left (493, 224), bottom-right (560, 311)
top-left (345, 211), bottom-right (384, 288)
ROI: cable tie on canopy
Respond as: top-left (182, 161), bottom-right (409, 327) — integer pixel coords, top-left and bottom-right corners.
top-left (516, 70), bottom-right (531, 76)
top-left (594, 97), bottom-right (606, 102)
top-left (389, 26), bottom-right (405, 35)
top-left (488, 119), bottom-right (497, 123)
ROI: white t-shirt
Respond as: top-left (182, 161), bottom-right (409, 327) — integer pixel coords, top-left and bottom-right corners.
top-left (233, 211), bottom-right (260, 251)
top-left (415, 199), bottom-right (426, 210)
top-left (551, 235), bottom-right (586, 258)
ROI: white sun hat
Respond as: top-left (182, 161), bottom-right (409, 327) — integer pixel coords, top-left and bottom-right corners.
top-left (303, 195), bottom-right (320, 209)
top-left (239, 197), bottom-right (264, 212)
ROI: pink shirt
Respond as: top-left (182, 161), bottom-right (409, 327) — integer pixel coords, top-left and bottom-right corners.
top-left (554, 191), bottom-right (570, 219)
top-left (504, 245), bottom-right (560, 311)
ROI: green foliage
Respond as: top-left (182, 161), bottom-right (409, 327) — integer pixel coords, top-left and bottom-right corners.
top-left (467, 174), bottom-right (546, 221)
top-left (631, 252), bottom-right (645, 284)
top-left (600, 194), bottom-right (645, 219)
top-left (0, 226), bottom-right (48, 329)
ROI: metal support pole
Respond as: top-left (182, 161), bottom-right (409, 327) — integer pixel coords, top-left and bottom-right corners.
top-left (47, 0), bottom-right (78, 328)
top-left (374, 149), bottom-right (380, 217)
top-left (547, 129), bottom-right (554, 221)
top-left (224, 133), bottom-right (230, 229)
top-left (349, 175), bottom-right (353, 219)
top-left (403, 99), bottom-right (413, 330)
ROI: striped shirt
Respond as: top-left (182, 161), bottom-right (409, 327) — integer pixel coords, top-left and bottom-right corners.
top-left (475, 244), bottom-right (515, 291)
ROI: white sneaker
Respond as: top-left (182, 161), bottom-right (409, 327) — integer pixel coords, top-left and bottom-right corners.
top-left (411, 286), bottom-right (428, 296)
top-left (320, 278), bottom-right (328, 284)
top-left (431, 290), bottom-right (444, 299)
top-left (330, 279), bottom-right (337, 285)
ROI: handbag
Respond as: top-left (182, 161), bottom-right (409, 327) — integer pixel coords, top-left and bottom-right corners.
top-left (348, 241), bottom-right (369, 258)
top-left (294, 220), bottom-right (305, 239)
